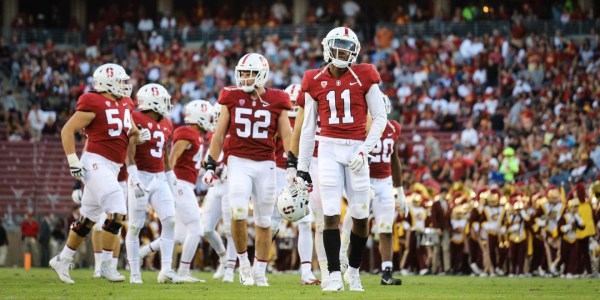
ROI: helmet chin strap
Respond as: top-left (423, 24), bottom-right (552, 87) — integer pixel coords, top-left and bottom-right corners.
top-left (313, 60), bottom-right (363, 87)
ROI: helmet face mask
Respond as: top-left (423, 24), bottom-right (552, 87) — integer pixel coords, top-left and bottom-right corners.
top-left (235, 53), bottom-right (269, 93)
top-left (136, 84), bottom-right (172, 116)
top-left (277, 184), bottom-right (310, 222)
top-left (322, 27), bottom-right (360, 69)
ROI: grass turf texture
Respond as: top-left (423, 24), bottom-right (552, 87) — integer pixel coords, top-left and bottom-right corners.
top-left (0, 268), bottom-right (598, 299)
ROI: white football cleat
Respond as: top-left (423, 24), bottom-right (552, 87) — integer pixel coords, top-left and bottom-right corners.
top-left (343, 271), bottom-right (364, 292)
top-left (213, 263), bottom-right (225, 279)
top-left (253, 272), bottom-right (269, 287)
top-left (93, 269), bottom-right (102, 279)
top-left (50, 255), bottom-right (74, 284)
top-left (158, 270), bottom-right (183, 284)
top-left (222, 267), bottom-right (234, 283)
top-left (322, 274), bottom-right (344, 291)
top-left (320, 277), bottom-right (331, 289)
top-left (238, 265), bottom-right (254, 286)
top-left (101, 260), bottom-right (125, 282)
top-left (300, 273), bottom-right (320, 285)
top-left (178, 271), bottom-right (206, 283)
top-left (130, 273), bottom-right (143, 284)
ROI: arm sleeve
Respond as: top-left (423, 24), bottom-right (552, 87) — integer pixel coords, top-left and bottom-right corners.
top-left (297, 92), bottom-right (317, 172)
top-left (363, 84), bottom-right (387, 152)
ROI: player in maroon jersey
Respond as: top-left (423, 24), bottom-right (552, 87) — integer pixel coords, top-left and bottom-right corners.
top-left (295, 27), bottom-right (387, 291)
top-left (51, 63), bottom-right (150, 284)
top-left (124, 83), bottom-right (181, 284)
top-left (339, 94), bottom-right (404, 285)
top-left (169, 99), bottom-right (213, 282)
top-left (204, 53), bottom-right (293, 286)
top-left (273, 84), bottom-right (319, 285)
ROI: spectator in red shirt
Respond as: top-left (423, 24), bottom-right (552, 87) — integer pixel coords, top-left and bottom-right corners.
top-left (21, 212), bottom-right (39, 266)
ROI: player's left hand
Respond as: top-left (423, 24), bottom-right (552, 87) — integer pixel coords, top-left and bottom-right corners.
top-left (349, 144), bottom-right (370, 174)
top-left (397, 187), bottom-right (408, 217)
top-left (295, 170), bottom-right (313, 192)
top-left (165, 170), bottom-right (177, 194)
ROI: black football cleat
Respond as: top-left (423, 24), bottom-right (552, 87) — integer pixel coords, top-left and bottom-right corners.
top-left (381, 267), bottom-right (403, 285)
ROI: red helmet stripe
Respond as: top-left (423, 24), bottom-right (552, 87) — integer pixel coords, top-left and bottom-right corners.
top-left (344, 28), bottom-right (348, 36)
top-left (241, 54), bottom-right (250, 65)
top-left (290, 85), bottom-right (296, 95)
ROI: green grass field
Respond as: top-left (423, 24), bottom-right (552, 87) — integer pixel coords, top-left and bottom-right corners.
top-left (0, 268), bottom-right (598, 299)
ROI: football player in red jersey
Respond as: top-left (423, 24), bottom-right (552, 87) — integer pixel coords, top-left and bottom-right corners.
top-left (273, 84), bottom-right (319, 285)
top-left (204, 53), bottom-right (293, 287)
top-left (169, 99), bottom-right (213, 282)
top-left (285, 86), bottom-right (332, 288)
top-left (295, 27), bottom-right (387, 291)
top-left (124, 83), bottom-right (181, 284)
top-left (201, 104), bottom-right (238, 283)
top-left (339, 94), bottom-right (404, 285)
top-left (51, 63), bottom-right (150, 284)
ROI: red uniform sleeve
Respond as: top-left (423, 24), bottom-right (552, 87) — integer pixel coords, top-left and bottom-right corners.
top-left (217, 88), bottom-right (232, 108)
top-left (391, 120), bottom-right (402, 141)
top-left (173, 127), bottom-right (194, 143)
top-left (278, 90), bottom-right (292, 111)
top-left (296, 92), bottom-right (305, 108)
top-left (76, 93), bottom-right (99, 112)
top-left (368, 64), bottom-right (381, 85)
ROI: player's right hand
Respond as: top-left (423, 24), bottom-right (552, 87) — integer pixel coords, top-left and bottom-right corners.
top-left (67, 154), bottom-right (85, 180)
top-left (130, 179), bottom-right (147, 198)
top-left (295, 170), bottom-right (313, 192)
top-left (202, 170), bottom-right (219, 186)
top-left (138, 127), bottom-right (151, 143)
top-left (71, 189), bottom-right (82, 204)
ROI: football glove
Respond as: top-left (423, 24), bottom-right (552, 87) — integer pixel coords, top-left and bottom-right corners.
top-left (349, 144), bottom-right (371, 174)
top-left (127, 165), bottom-right (147, 198)
top-left (138, 126), bottom-right (151, 143)
top-left (67, 153), bottom-right (85, 180)
top-left (202, 155), bottom-right (219, 186)
top-left (165, 170), bottom-right (177, 195)
top-left (397, 187), bottom-right (408, 217)
top-left (295, 170), bottom-right (313, 192)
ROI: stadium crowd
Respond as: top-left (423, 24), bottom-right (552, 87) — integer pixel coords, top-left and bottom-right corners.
top-left (1, 0), bottom-right (600, 278)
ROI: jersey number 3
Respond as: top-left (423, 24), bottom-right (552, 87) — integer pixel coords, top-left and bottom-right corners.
top-left (235, 108), bottom-right (271, 139)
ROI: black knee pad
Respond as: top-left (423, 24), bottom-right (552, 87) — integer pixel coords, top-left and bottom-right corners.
top-left (71, 217), bottom-right (94, 237)
top-left (102, 218), bottom-right (123, 234)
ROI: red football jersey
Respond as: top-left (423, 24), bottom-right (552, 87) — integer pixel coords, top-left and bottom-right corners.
top-left (370, 120), bottom-right (401, 179)
top-left (301, 64), bottom-right (381, 140)
top-left (296, 92), bottom-right (319, 158)
top-left (172, 126), bottom-right (204, 185)
top-left (218, 87), bottom-right (291, 161)
top-left (76, 93), bottom-right (133, 164)
top-left (117, 165), bottom-right (128, 182)
top-left (132, 111), bottom-right (173, 173)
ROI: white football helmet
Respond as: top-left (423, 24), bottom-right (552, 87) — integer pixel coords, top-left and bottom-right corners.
top-left (136, 83), bottom-right (172, 116)
top-left (382, 93), bottom-right (391, 114)
top-left (184, 99), bottom-right (213, 131)
top-left (322, 27), bottom-right (361, 69)
top-left (277, 184), bottom-right (310, 222)
top-left (235, 53), bottom-right (269, 93)
top-left (284, 84), bottom-right (301, 118)
top-left (93, 63), bottom-right (132, 98)
top-left (211, 102), bottom-right (222, 131)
